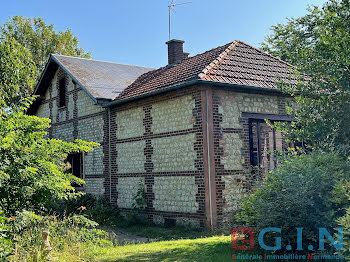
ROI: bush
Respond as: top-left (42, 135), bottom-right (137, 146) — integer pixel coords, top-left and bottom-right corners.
top-left (337, 182), bottom-right (350, 260)
top-left (237, 153), bottom-right (350, 253)
top-left (9, 211), bottom-right (113, 261)
top-left (49, 194), bottom-right (120, 227)
top-left (0, 211), bottom-right (12, 260)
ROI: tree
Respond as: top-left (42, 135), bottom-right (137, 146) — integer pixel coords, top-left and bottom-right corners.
top-left (1, 16), bottom-right (91, 75)
top-left (0, 34), bottom-right (37, 109)
top-left (261, 0), bottom-right (350, 156)
top-left (0, 101), bottom-right (98, 216)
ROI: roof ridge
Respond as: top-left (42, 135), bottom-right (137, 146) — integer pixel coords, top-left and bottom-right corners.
top-left (198, 40), bottom-right (238, 80)
top-left (52, 54), bottom-right (154, 69)
top-left (234, 40), bottom-right (296, 68)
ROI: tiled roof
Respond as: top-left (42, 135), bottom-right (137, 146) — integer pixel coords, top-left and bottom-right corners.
top-left (52, 54), bottom-right (154, 100)
top-left (116, 40), bottom-right (297, 101)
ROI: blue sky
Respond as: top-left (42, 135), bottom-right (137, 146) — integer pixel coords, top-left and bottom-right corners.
top-left (1, 0), bottom-right (327, 68)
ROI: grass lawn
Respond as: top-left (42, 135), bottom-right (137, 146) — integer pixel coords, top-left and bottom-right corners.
top-left (115, 223), bottom-right (221, 241)
top-left (91, 236), bottom-right (233, 262)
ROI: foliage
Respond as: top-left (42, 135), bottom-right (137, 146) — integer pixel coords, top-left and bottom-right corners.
top-left (237, 153), bottom-right (350, 252)
top-left (337, 182), bottom-right (350, 260)
top-left (0, 211), bottom-right (12, 260)
top-left (1, 16), bottom-right (91, 74)
top-left (0, 34), bottom-right (37, 109)
top-left (9, 212), bottom-right (112, 261)
top-left (262, 0), bottom-right (350, 156)
top-left (0, 102), bottom-right (98, 216)
top-left (125, 182), bottom-right (147, 226)
top-left (132, 182), bottom-right (147, 210)
top-left (49, 194), bottom-right (120, 227)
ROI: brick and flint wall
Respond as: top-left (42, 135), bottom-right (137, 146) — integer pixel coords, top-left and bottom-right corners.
top-left (211, 88), bottom-right (288, 226)
top-left (35, 68), bottom-right (106, 197)
top-left (109, 87), bottom-right (206, 228)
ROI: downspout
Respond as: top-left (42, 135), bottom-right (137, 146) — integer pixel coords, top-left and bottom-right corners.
top-left (205, 90), bottom-right (213, 228)
top-left (108, 107), bottom-right (112, 201)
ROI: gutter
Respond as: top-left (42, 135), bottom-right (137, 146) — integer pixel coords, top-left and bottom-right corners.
top-left (103, 79), bottom-right (285, 107)
top-left (205, 89), bottom-right (213, 229)
top-left (107, 107), bottom-right (112, 201)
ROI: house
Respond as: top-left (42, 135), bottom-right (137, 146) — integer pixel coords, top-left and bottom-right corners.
top-left (28, 39), bottom-right (297, 230)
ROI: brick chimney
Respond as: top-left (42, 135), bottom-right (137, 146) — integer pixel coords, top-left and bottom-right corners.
top-left (166, 39), bottom-right (185, 65)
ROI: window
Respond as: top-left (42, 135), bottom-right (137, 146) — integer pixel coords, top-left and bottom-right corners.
top-left (66, 153), bottom-right (83, 187)
top-left (248, 119), bottom-right (285, 172)
top-left (58, 77), bottom-right (66, 107)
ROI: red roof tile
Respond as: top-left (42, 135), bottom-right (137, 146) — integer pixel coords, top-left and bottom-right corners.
top-left (116, 40), bottom-right (297, 101)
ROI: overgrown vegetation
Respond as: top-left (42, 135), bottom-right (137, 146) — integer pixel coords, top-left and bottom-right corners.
top-left (9, 212), bottom-right (112, 261)
top-left (238, 153), bottom-right (349, 253)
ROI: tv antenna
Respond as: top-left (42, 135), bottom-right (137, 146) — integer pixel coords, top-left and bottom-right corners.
top-left (168, 0), bottom-right (192, 40)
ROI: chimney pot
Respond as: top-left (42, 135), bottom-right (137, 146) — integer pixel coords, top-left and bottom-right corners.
top-left (166, 39), bottom-right (185, 65)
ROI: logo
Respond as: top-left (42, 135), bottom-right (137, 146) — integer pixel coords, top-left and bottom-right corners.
top-left (231, 227), bottom-right (255, 250)
top-left (231, 227), bottom-right (343, 251)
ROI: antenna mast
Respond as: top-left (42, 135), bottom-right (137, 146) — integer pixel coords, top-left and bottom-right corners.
top-left (168, 0), bottom-right (192, 40)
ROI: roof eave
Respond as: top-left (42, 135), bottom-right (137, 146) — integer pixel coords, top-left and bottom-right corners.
top-left (103, 80), bottom-right (285, 107)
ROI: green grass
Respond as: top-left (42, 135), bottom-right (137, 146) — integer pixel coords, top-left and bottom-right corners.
top-left (91, 236), bottom-right (233, 262)
top-left (117, 223), bottom-right (222, 241)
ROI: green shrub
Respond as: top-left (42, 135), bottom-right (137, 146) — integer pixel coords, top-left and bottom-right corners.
top-left (237, 153), bottom-right (350, 252)
top-left (337, 182), bottom-right (350, 260)
top-left (49, 194), bottom-right (120, 227)
top-left (0, 211), bottom-right (12, 260)
top-left (9, 212), bottom-right (113, 261)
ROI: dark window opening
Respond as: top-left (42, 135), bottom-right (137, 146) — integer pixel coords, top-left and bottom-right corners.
top-left (248, 119), bottom-right (290, 173)
top-left (59, 77), bottom-right (66, 107)
top-left (164, 218), bottom-right (176, 228)
top-left (66, 153), bottom-right (83, 188)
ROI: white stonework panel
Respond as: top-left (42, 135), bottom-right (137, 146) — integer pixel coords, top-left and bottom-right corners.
top-left (116, 107), bottom-right (144, 139)
top-left (51, 72), bottom-right (58, 98)
top-left (219, 91), bottom-right (279, 129)
top-left (238, 93), bottom-right (279, 114)
top-left (220, 133), bottom-right (244, 170)
top-left (85, 178), bottom-right (105, 196)
top-left (152, 215), bottom-right (200, 228)
top-left (76, 90), bottom-right (104, 117)
top-left (151, 95), bottom-right (195, 134)
top-left (218, 94), bottom-right (241, 129)
top-left (85, 146), bottom-right (104, 175)
top-left (175, 217), bottom-right (200, 228)
top-left (67, 78), bottom-right (75, 92)
top-left (153, 215), bottom-right (164, 225)
top-left (52, 122), bottom-right (74, 142)
top-left (116, 177), bottom-right (145, 208)
top-left (222, 175), bottom-right (247, 214)
top-left (36, 102), bottom-right (50, 119)
top-left (58, 109), bottom-right (66, 122)
top-left (43, 86), bottom-right (51, 100)
top-left (152, 133), bottom-right (196, 172)
top-left (68, 94), bottom-right (74, 120)
top-left (51, 101), bottom-right (57, 124)
top-left (77, 116), bottom-right (104, 142)
top-left (116, 140), bottom-right (146, 173)
top-left (153, 176), bottom-right (199, 213)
